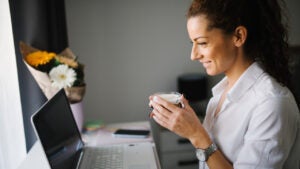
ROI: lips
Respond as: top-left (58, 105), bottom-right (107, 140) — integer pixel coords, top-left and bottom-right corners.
top-left (201, 61), bottom-right (211, 68)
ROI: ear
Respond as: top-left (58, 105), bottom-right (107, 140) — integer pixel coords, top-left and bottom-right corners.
top-left (233, 26), bottom-right (247, 47)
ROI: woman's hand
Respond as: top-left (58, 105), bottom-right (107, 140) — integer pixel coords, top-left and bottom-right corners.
top-left (149, 94), bottom-right (211, 148)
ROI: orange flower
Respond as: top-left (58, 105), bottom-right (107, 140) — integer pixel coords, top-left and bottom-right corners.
top-left (25, 51), bottom-right (56, 67)
top-left (55, 55), bottom-right (78, 68)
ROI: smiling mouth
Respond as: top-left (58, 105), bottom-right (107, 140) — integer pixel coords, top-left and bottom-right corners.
top-left (201, 61), bottom-right (211, 67)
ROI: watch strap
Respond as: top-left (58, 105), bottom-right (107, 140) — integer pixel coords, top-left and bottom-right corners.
top-left (205, 143), bottom-right (217, 159)
top-left (196, 142), bottom-right (218, 162)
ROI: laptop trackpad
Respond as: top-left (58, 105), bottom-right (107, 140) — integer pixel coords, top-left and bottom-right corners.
top-left (125, 143), bottom-right (155, 169)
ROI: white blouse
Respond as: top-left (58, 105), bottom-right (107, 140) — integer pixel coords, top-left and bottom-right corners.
top-left (201, 62), bottom-right (300, 169)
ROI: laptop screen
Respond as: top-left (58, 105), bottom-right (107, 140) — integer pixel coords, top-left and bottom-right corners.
top-left (32, 89), bottom-right (84, 169)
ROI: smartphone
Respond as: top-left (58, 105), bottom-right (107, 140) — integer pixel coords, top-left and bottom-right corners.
top-left (112, 129), bottom-right (150, 138)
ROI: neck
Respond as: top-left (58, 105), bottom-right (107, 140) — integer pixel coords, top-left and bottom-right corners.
top-left (225, 55), bottom-right (253, 89)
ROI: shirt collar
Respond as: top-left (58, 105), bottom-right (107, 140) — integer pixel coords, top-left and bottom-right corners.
top-left (212, 62), bottom-right (264, 102)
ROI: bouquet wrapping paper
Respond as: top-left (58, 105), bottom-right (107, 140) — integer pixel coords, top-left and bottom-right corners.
top-left (19, 42), bottom-right (85, 131)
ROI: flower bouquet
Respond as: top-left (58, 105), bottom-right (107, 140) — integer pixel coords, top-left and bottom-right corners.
top-left (19, 41), bottom-right (86, 131)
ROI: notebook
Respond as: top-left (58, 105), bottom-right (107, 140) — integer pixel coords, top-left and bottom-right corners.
top-left (31, 88), bottom-right (159, 169)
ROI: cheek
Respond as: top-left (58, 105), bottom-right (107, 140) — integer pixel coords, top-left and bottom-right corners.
top-left (217, 49), bottom-right (237, 71)
top-left (207, 48), bottom-right (233, 73)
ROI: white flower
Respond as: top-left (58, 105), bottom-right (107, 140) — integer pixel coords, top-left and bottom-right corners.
top-left (49, 64), bottom-right (77, 89)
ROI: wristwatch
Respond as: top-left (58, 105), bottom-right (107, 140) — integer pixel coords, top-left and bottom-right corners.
top-left (195, 143), bottom-right (218, 162)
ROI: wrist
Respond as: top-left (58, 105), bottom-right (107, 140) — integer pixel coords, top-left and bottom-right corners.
top-left (196, 142), bottom-right (218, 162)
top-left (189, 129), bottom-right (212, 149)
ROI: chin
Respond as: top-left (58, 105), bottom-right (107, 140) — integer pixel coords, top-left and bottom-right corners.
top-left (205, 70), bottom-right (216, 76)
top-left (206, 69), bottom-right (221, 76)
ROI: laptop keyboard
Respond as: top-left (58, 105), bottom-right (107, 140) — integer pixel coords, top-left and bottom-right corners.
top-left (80, 145), bottom-right (124, 169)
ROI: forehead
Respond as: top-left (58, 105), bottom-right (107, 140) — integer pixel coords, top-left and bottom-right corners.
top-left (187, 15), bottom-right (210, 33)
top-left (187, 15), bottom-right (225, 40)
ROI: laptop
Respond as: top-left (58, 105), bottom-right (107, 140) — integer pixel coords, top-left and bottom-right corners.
top-left (31, 88), bottom-right (159, 169)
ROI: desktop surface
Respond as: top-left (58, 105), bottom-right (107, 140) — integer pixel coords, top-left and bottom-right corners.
top-left (18, 121), bottom-right (161, 169)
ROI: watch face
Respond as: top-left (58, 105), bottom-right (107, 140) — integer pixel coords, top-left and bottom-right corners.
top-left (196, 149), bottom-right (207, 162)
top-left (196, 143), bottom-right (218, 162)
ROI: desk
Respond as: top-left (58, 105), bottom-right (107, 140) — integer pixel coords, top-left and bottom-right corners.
top-left (17, 121), bottom-right (161, 169)
top-left (82, 121), bottom-right (154, 146)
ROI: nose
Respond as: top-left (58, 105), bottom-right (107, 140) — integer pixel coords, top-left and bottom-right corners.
top-left (190, 42), bottom-right (202, 61)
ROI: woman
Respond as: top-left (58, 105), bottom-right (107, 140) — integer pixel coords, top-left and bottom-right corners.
top-left (149, 0), bottom-right (299, 168)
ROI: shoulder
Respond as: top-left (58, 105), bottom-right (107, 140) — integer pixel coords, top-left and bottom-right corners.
top-left (253, 72), bottom-right (295, 105)
top-left (250, 72), bottom-right (299, 125)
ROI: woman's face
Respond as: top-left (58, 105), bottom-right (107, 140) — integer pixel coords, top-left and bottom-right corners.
top-left (187, 15), bottom-right (238, 76)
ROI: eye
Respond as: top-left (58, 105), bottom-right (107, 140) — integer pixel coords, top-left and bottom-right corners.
top-left (197, 42), bottom-right (207, 46)
top-left (189, 41), bottom-right (207, 45)
top-left (190, 41), bottom-right (207, 47)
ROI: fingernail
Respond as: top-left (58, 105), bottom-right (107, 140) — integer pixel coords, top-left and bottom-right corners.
top-left (149, 112), bottom-right (154, 118)
top-left (149, 101), bottom-right (153, 107)
top-left (181, 102), bottom-right (185, 108)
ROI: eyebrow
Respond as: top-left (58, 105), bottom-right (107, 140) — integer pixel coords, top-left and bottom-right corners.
top-left (193, 36), bottom-right (208, 41)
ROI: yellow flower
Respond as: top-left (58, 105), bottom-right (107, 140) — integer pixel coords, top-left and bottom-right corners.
top-left (25, 51), bottom-right (56, 67)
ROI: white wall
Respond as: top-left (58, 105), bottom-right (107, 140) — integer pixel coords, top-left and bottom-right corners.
top-left (0, 0), bottom-right (27, 168)
top-left (65, 0), bottom-right (300, 124)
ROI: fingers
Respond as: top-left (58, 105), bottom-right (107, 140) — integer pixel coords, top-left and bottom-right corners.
top-left (149, 94), bottom-right (205, 140)
top-left (149, 95), bottom-right (174, 129)
top-left (149, 100), bottom-right (172, 129)
top-left (149, 96), bottom-right (181, 129)
top-left (148, 95), bottom-right (154, 107)
top-left (150, 99), bottom-right (172, 119)
top-left (149, 94), bottom-right (186, 120)
top-left (180, 95), bottom-right (188, 105)
top-left (152, 114), bottom-right (168, 129)
top-left (152, 95), bottom-right (182, 112)
top-left (180, 95), bottom-right (194, 112)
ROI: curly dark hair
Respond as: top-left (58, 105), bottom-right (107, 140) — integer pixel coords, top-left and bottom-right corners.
top-left (187, 0), bottom-right (292, 89)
